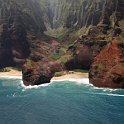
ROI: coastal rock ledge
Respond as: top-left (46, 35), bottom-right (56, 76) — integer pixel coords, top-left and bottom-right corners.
top-left (22, 60), bottom-right (64, 86)
top-left (89, 39), bottom-right (124, 89)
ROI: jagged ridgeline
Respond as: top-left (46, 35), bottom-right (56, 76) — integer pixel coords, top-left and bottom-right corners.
top-left (44, 0), bottom-right (124, 30)
top-left (43, 0), bottom-right (124, 45)
top-left (0, 0), bottom-right (46, 67)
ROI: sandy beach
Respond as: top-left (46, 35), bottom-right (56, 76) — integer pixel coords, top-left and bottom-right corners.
top-left (52, 72), bottom-right (88, 80)
top-left (0, 68), bottom-right (22, 77)
top-left (0, 68), bottom-right (88, 80)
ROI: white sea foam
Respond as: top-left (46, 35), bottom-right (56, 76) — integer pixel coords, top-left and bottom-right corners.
top-left (0, 76), bottom-right (122, 92)
top-left (21, 78), bottom-right (90, 90)
top-left (95, 93), bottom-right (124, 97)
top-left (0, 76), bottom-right (22, 79)
top-left (51, 78), bottom-right (90, 84)
top-left (21, 80), bottom-right (50, 90)
top-left (92, 86), bottom-right (120, 92)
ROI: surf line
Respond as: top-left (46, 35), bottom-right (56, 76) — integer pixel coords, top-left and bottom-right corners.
top-left (0, 76), bottom-right (22, 79)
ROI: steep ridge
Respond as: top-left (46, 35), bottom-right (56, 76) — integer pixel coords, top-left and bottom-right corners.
top-left (0, 0), bottom-right (46, 67)
top-left (45, 0), bottom-right (124, 31)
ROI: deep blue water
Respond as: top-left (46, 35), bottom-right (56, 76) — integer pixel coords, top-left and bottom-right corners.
top-left (0, 77), bottom-right (124, 124)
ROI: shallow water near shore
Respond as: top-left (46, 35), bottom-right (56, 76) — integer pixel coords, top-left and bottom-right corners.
top-left (0, 77), bottom-right (124, 124)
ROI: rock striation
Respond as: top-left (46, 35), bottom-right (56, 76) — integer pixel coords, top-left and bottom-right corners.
top-left (45, 0), bottom-right (124, 32)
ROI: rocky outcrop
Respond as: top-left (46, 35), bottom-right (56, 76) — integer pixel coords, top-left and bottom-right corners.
top-left (65, 26), bottom-right (107, 70)
top-left (22, 59), bottom-right (64, 86)
top-left (89, 39), bottom-right (124, 88)
top-left (22, 32), bottom-right (63, 86)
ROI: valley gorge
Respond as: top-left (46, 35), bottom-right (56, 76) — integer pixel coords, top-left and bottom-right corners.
top-left (0, 0), bottom-right (124, 88)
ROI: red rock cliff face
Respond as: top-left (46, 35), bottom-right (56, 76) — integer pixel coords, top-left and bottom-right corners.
top-left (23, 60), bottom-right (64, 86)
top-left (89, 39), bottom-right (124, 88)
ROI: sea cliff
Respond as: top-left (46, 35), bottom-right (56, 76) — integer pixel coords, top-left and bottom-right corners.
top-left (0, 0), bottom-right (124, 88)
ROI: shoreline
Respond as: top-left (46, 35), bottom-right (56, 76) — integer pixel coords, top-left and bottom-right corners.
top-left (0, 68), bottom-right (22, 77)
top-left (0, 68), bottom-right (88, 80)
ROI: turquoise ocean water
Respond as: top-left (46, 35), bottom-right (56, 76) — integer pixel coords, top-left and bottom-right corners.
top-left (0, 77), bottom-right (124, 124)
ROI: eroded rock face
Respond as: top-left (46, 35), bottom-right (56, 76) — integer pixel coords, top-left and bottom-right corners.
top-left (45, 0), bottom-right (124, 30)
top-left (89, 39), bottom-right (124, 88)
top-left (65, 26), bottom-right (107, 70)
top-left (21, 32), bottom-right (64, 86)
top-left (22, 60), bottom-right (64, 86)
